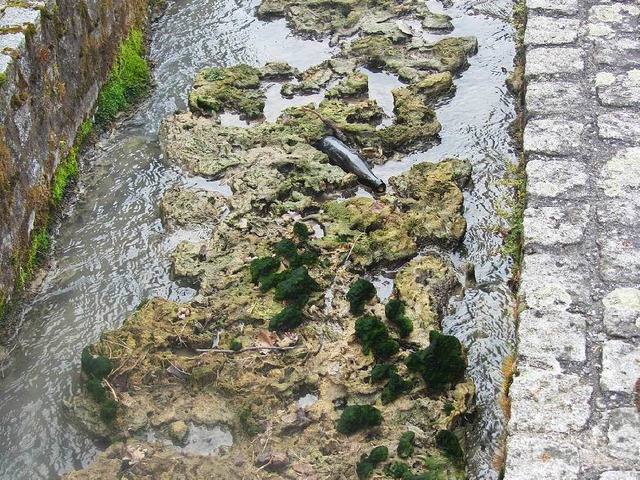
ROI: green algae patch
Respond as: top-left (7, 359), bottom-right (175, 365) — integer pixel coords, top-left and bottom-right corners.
top-left (189, 65), bottom-right (265, 118)
top-left (397, 430), bottom-right (416, 458)
top-left (406, 330), bottom-right (466, 392)
top-left (337, 404), bottom-right (383, 435)
top-left (94, 29), bottom-right (151, 127)
top-left (346, 278), bottom-right (376, 315)
top-left (355, 315), bottom-right (400, 360)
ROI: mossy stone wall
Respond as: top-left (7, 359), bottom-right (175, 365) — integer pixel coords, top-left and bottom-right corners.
top-left (0, 0), bottom-right (149, 330)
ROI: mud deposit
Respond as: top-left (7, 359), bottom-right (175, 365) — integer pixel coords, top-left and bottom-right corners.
top-left (0, 0), bottom-right (516, 479)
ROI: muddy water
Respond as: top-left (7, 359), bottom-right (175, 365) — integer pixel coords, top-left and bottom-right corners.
top-left (0, 0), bottom-right (515, 478)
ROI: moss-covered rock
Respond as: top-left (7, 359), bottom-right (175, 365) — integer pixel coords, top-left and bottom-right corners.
top-left (326, 71), bottom-right (369, 99)
top-left (189, 65), bottom-right (265, 118)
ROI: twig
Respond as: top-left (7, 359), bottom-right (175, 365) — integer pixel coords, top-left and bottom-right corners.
top-left (195, 346), bottom-right (297, 354)
top-left (331, 232), bottom-right (364, 287)
top-left (102, 379), bottom-right (119, 401)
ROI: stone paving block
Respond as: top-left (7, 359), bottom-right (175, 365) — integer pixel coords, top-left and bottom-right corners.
top-left (601, 147), bottom-right (640, 197)
top-left (526, 48), bottom-right (584, 77)
top-left (594, 37), bottom-right (640, 67)
top-left (510, 368), bottom-right (592, 433)
top-left (0, 7), bottom-right (40, 28)
top-left (524, 118), bottom-right (584, 156)
top-left (597, 196), bottom-right (640, 228)
top-left (504, 433), bottom-right (580, 480)
top-left (603, 288), bottom-right (640, 338)
top-left (598, 111), bottom-right (640, 142)
top-left (607, 408), bottom-right (640, 461)
top-left (526, 0), bottom-right (578, 15)
top-left (526, 158), bottom-right (588, 200)
top-left (518, 309), bottom-right (586, 362)
top-left (601, 340), bottom-right (640, 393)
top-left (525, 16), bottom-right (580, 46)
top-left (523, 204), bottom-right (589, 247)
top-left (588, 4), bottom-right (640, 38)
top-left (600, 472), bottom-right (640, 480)
top-left (526, 81), bottom-right (585, 116)
top-left (596, 70), bottom-right (640, 107)
top-left (519, 252), bottom-right (592, 310)
top-left (599, 237), bottom-right (640, 284)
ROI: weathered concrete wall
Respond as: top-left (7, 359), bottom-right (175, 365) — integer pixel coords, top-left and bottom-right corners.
top-left (505, 0), bottom-right (640, 478)
top-left (0, 0), bottom-right (148, 308)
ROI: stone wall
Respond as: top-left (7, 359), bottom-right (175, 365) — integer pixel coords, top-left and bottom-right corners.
top-left (0, 0), bottom-right (148, 310)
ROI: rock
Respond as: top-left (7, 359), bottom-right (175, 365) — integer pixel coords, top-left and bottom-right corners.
top-left (160, 187), bottom-right (228, 229)
top-left (603, 287), bottom-right (640, 337)
top-left (255, 451), bottom-right (289, 470)
top-left (168, 421), bottom-right (189, 444)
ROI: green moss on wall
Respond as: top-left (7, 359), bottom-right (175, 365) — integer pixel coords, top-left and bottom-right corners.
top-left (94, 29), bottom-right (151, 127)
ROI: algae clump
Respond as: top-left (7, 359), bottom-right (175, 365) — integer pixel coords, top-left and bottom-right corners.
top-left (356, 445), bottom-right (389, 479)
top-left (381, 372), bottom-right (413, 404)
top-left (405, 330), bottom-right (465, 391)
top-left (81, 347), bottom-right (112, 379)
top-left (337, 404), bottom-right (383, 435)
top-left (347, 278), bottom-right (376, 315)
top-left (249, 256), bottom-right (281, 284)
top-left (397, 430), bottom-right (416, 458)
top-left (385, 299), bottom-right (414, 337)
top-left (435, 430), bottom-right (463, 460)
top-left (355, 316), bottom-right (400, 360)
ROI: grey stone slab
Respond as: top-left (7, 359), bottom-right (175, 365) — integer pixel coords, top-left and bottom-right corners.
top-left (607, 408), bottom-right (640, 461)
top-left (526, 81), bottom-right (586, 116)
top-left (0, 53), bottom-right (11, 75)
top-left (526, 47), bottom-right (584, 77)
top-left (504, 433), bottom-right (580, 480)
top-left (603, 288), bottom-right (640, 338)
top-left (601, 340), bottom-right (640, 393)
top-left (526, 158), bottom-right (589, 200)
top-left (599, 237), bottom-right (640, 284)
top-left (601, 147), bottom-right (640, 197)
top-left (600, 472), bottom-right (640, 480)
top-left (525, 16), bottom-right (580, 46)
top-left (519, 252), bottom-right (593, 310)
top-left (0, 7), bottom-right (40, 28)
top-left (596, 70), bottom-right (640, 107)
top-left (594, 37), bottom-right (640, 67)
top-left (588, 4), bottom-right (640, 38)
top-left (598, 111), bottom-right (640, 143)
top-left (524, 204), bottom-right (589, 247)
top-left (597, 196), bottom-right (640, 228)
top-left (518, 309), bottom-right (586, 362)
top-left (524, 118), bottom-right (584, 156)
top-left (0, 32), bottom-right (25, 52)
top-left (526, 0), bottom-right (578, 15)
top-left (510, 369), bottom-right (592, 433)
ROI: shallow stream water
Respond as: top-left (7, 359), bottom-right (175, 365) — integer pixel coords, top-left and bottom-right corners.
top-left (0, 0), bottom-right (516, 478)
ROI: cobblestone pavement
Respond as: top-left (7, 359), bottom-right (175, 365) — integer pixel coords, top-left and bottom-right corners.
top-left (503, 0), bottom-right (640, 478)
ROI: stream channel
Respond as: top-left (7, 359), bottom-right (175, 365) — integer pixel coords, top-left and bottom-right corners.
top-left (0, 0), bottom-right (516, 478)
